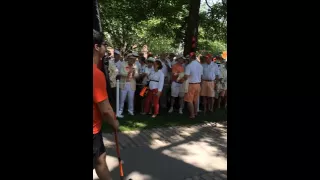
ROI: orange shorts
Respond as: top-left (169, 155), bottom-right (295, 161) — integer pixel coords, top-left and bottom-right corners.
top-left (184, 83), bottom-right (201, 103)
top-left (200, 81), bottom-right (215, 97)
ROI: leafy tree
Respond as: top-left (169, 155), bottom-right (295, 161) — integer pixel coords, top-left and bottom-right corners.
top-left (97, 0), bottom-right (227, 54)
top-left (200, 0), bottom-right (227, 43)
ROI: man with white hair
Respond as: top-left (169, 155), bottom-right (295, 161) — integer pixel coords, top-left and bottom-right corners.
top-left (118, 53), bottom-right (139, 118)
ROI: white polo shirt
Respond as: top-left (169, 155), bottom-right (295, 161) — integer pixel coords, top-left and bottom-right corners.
top-left (202, 62), bottom-right (220, 80)
top-left (184, 60), bottom-right (203, 83)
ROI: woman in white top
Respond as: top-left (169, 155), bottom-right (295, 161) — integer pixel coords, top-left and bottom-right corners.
top-left (142, 60), bottom-right (164, 118)
top-left (138, 57), bottom-right (154, 114)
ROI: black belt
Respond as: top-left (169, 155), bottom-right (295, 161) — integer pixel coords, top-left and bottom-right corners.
top-left (189, 82), bottom-right (200, 84)
top-left (150, 80), bottom-right (159, 82)
top-left (174, 81), bottom-right (182, 84)
top-left (203, 80), bottom-right (215, 82)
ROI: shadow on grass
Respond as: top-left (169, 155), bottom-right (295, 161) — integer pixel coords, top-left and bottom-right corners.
top-left (102, 107), bottom-right (227, 133)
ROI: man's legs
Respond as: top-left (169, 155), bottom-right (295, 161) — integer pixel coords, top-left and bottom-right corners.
top-left (160, 78), bottom-right (169, 108)
top-left (119, 85), bottom-right (129, 115)
top-left (202, 96), bottom-right (208, 112)
top-left (178, 94), bottom-right (185, 114)
top-left (185, 84), bottom-right (196, 118)
top-left (95, 152), bottom-right (112, 180)
top-left (93, 132), bottom-right (112, 180)
top-left (187, 102), bottom-right (195, 118)
top-left (209, 97), bottom-right (215, 112)
top-left (169, 82), bottom-right (179, 113)
top-left (128, 88), bottom-right (135, 115)
top-left (193, 84), bottom-right (201, 116)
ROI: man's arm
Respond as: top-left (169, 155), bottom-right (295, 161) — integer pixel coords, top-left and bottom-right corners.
top-left (184, 65), bottom-right (191, 80)
top-left (94, 71), bottom-right (119, 130)
top-left (97, 98), bottom-right (118, 130)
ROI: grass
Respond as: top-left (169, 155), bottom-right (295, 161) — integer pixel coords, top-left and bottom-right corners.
top-left (101, 107), bottom-right (227, 133)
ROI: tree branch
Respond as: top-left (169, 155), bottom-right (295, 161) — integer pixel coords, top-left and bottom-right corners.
top-left (205, 0), bottom-right (212, 9)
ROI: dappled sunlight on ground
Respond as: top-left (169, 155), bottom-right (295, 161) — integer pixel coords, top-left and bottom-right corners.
top-left (124, 171), bottom-right (154, 180)
top-left (95, 123), bottom-right (227, 180)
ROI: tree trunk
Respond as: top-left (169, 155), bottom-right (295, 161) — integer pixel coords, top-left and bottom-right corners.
top-left (183, 0), bottom-right (201, 56)
top-left (93, 0), bottom-right (102, 32)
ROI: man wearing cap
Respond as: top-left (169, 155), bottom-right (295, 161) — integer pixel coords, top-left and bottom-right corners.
top-left (118, 53), bottom-right (139, 118)
top-left (200, 54), bottom-right (221, 113)
top-left (168, 55), bottom-right (186, 114)
top-left (184, 53), bottom-right (203, 118)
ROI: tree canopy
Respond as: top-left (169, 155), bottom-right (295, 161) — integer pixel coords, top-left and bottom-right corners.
top-left (99, 0), bottom-right (227, 55)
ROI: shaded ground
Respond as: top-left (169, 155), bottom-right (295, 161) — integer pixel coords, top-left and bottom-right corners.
top-left (94, 122), bottom-right (227, 180)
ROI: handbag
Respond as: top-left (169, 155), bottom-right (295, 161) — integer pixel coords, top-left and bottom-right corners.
top-left (139, 86), bottom-right (149, 97)
top-left (139, 80), bottom-right (150, 97)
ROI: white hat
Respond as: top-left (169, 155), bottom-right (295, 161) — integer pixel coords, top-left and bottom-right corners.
top-left (114, 50), bottom-right (120, 55)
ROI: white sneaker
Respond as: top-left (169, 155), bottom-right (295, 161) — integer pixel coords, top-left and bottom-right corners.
top-left (179, 109), bottom-right (183, 114)
top-left (128, 111), bottom-right (134, 116)
top-left (117, 114), bottom-right (124, 118)
top-left (168, 107), bottom-right (173, 113)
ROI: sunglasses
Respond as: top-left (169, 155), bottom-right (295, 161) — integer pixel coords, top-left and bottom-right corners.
top-left (101, 42), bottom-right (107, 46)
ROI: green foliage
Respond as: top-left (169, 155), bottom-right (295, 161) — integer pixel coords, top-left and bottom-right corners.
top-left (199, 1), bottom-right (227, 43)
top-left (98, 0), bottom-right (227, 54)
top-left (198, 39), bottom-right (226, 56)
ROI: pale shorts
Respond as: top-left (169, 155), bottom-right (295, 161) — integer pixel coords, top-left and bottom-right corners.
top-left (171, 81), bottom-right (184, 97)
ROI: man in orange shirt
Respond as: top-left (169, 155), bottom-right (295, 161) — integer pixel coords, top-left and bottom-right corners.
top-left (168, 55), bottom-right (185, 114)
top-left (93, 29), bottom-right (119, 180)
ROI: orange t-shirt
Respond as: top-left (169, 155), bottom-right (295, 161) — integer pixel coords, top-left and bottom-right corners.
top-left (171, 63), bottom-right (184, 82)
top-left (93, 64), bottom-right (108, 134)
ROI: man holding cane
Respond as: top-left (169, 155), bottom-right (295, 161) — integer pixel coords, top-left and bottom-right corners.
top-left (93, 29), bottom-right (119, 180)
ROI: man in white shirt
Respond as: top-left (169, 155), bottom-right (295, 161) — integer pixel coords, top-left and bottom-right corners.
top-left (200, 55), bottom-right (220, 113)
top-left (184, 53), bottom-right (203, 118)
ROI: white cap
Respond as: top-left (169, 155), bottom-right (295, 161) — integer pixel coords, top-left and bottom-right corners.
top-left (114, 50), bottom-right (120, 55)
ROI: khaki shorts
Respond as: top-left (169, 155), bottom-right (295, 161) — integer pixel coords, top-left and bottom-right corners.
top-left (184, 83), bottom-right (201, 103)
top-left (200, 81), bottom-right (215, 97)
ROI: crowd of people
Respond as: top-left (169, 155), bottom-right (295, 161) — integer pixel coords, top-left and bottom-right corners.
top-left (100, 45), bottom-right (227, 119)
top-left (93, 29), bottom-right (227, 180)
